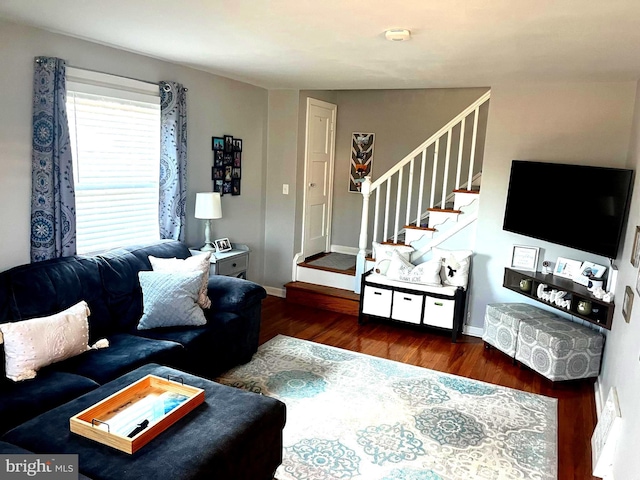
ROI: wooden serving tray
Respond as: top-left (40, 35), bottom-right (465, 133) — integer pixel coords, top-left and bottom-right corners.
top-left (70, 374), bottom-right (205, 454)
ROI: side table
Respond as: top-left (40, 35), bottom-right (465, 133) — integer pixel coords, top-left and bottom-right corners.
top-left (191, 244), bottom-right (250, 279)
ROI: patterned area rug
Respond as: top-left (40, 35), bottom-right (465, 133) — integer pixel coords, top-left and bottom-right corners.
top-left (217, 336), bottom-right (557, 480)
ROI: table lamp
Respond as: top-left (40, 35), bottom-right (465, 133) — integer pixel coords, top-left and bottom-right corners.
top-left (195, 192), bottom-right (222, 252)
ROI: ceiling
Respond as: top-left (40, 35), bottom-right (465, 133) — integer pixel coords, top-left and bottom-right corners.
top-left (1, 0), bottom-right (640, 90)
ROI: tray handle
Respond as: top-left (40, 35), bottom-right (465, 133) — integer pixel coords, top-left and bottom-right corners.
top-left (91, 418), bottom-right (110, 432)
top-left (167, 374), bottom-right (184, 385)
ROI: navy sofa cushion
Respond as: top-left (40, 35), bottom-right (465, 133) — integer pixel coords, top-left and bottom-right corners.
top-left (48, 333), bottom-right (184, 385)
top-left (0, 371), bottom-right (99, 435)
top-left (3, 364), bottom-right (285, 480)
top-left (0, 256), bottom-right (111, 342)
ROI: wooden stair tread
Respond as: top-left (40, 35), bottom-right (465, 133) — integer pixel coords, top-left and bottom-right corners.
top-left (284, 282), bottom-right (360, 316)
top-left (404, 225), bottom-right (436, 231)
top-left (453, 189), bottom-right (480, 194)
top-left (298, 262), bottom-right (356, 276)
top-left (427, 207), bottom-right (462, 214)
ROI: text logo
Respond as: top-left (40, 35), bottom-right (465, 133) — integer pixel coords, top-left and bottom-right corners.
top-left (1, 455), bottom-right (78, 479)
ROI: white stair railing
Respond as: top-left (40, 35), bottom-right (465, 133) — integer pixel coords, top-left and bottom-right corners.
top-left (355, 91), bottom-right (490, 293)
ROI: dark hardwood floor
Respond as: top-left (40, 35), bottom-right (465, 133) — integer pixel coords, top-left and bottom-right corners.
top-left (260, 295), bottom-right (597, 480)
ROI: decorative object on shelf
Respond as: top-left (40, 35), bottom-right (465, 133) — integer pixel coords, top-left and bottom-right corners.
top-left (587, 278), bottom-right (604, 292)
top-left (554, 257), bottom-right (582, 279)
top-left (577, 300), bottom-right (592, 315)
top-left (194, 192), bottom-right (222, 252)
top-left (632, 226), bottom-right (640, 267)
top-left (575, 261), bottom-right (607, 287)
top-left (214, 238), bottom-right (232, 253)
top-left (542, 260), bottom-right (553, 275)
top-left (212, 135), bottom-right (241, 196)
top-left (349, 132), bottom-right (375, 193)
top-left (623, 286), bottom-right (633, 323)
top-left (510, 245), bottom-right (539, 271)
top-left (519, 278), bottom-right (532, 292)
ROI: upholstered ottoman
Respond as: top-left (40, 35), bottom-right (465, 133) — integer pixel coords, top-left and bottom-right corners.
top-left (483, 303), bottom-right (559, 358)
top-left (515, 316), bottom-right (605, 381)
top-left (3, 364), bottom-right (287, 480)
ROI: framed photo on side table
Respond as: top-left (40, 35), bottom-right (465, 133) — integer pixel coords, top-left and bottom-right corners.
top-left (510, 245), bottom-right (540, 271)
top-left (214, 238), bottom-right (232, 253)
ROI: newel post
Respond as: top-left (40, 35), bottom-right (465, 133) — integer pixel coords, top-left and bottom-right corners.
top-left (355, 176), bottom-right (372, 294)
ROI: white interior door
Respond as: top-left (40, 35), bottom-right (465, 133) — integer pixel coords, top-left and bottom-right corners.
top-left (303, 98), bottom-right (337, 258)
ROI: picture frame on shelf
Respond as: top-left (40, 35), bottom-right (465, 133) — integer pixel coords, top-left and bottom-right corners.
top-left (578, 261), bottom-right (607, 279)
top-left (214, 238), bottom-right (232, 253)
top-left (631, 226), bottom-right (640, 267)
top-left (510, 245), bottom-right (540, 271)
top-left (554, 257), bottom-right (582, 279)
top-left (623, 286), bottom-right (634, 323)
top-left (212, 137), bottom-right (224, 151)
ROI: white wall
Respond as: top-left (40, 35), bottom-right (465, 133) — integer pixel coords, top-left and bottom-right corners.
top-left (598, 79), bottom-right (640, 480)
top-left (0, 20), bottom-right (269, 282)
top-left (468, 81), bottom-right (637, 328)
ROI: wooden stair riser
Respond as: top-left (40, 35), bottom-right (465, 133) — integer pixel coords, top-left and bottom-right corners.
top-left (285, 282), bottom-right (360, 316)
top-left (453, 190), bottom-right (480, 210)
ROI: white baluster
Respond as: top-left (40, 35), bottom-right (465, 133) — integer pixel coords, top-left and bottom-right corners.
top-left (373, 188), bottom-right (380, 243)
top-left (455, 117), bottom-right (466, 190)
top-left (416, 149), bottom-right (427, 227)
top-left (405, 158), bottom-right (415, 227)
top-left (394, 167), bottom-right (403, 243)
top-left (467, 107), bottom-right (480, 190)
top-left (430, 140), bottom-right (439, 208)
top-left (383, 177), bottom-right (391, 241)
top-left (355, 176), bottom-right (372, 294)
top-left (441, 129), bottom-right (452, 208)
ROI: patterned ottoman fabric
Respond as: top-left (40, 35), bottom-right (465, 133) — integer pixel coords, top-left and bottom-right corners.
top-left (515, 316), bottom-right (605, 382)
top-left (483, 303), bottom-right (559, 358)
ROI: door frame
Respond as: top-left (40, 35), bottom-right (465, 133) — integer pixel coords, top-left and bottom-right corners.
top-left (298, 97), bottom-right (337, 263)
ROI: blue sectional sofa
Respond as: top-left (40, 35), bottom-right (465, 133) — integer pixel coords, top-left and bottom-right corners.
top-left (0, 239), bottom-right (267, 437)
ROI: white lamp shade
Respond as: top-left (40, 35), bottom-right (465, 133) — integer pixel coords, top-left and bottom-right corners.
top-left (194, 192), bottom-right (222, 219)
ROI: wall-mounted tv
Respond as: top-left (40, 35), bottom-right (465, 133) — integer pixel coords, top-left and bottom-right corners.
top-left (503, 161), bottom-right (633, 259)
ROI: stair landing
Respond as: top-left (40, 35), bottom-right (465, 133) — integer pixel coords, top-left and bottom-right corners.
top-left (285, 281), bottom-right (360, 316)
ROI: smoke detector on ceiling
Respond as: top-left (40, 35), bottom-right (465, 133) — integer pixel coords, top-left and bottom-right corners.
top-left (385, 29), bottom-right (411, 42)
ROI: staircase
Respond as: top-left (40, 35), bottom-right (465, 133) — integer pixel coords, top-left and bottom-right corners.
top-left (288, 91), bottom-right (491, 305)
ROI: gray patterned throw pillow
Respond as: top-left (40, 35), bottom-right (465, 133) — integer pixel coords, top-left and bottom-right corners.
top-left (137, 271), bottom-right (207, 330)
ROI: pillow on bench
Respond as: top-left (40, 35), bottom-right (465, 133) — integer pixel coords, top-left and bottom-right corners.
top-left (386, 250), bottom-right (442, 286)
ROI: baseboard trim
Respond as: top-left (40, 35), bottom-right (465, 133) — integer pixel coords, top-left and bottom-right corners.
top-left (330, 245), bottom-right (360, 255)
top-left (264, 286), bottom-right (286, 298)
top-left (463, 325), bottom-right (483, 337)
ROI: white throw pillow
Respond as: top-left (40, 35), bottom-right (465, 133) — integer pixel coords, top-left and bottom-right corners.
top-left (0, 301), bottom-right (91, 382)
top-left (386, 250), bottom-right (442, 286)
top-left (372, 242), bottom-right (414, 275)
top-left (432, 247), bottom-right (473, 288)
top-left (149, 253), bottom-right (212, 309)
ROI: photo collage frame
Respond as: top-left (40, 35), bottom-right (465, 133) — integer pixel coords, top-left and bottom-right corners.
top-left (212, 135), bottom-right (242, 196)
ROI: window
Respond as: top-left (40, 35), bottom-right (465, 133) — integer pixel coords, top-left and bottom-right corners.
top-left (66, 68), bottom-right (161, 254)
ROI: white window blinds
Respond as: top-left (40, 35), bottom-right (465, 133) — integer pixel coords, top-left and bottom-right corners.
top-left (66, 69), bottom-right (161, 255)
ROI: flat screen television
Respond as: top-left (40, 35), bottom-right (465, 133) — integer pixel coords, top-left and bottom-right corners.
top-left (503, 161), bottom-right (633, 259)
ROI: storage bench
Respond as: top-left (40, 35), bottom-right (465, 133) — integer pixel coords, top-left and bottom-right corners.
top-left (359, 271), bottom-right (466, 342)
top-left (515, 315), bottom-right (605, 381)
top-left (482, 303), bottom-right (560, 358)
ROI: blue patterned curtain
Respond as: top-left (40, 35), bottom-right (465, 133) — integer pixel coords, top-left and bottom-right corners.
top-left (30, 57), bottom-right (76, 262)
top-left (159, 81), bottom-right (187, 241)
